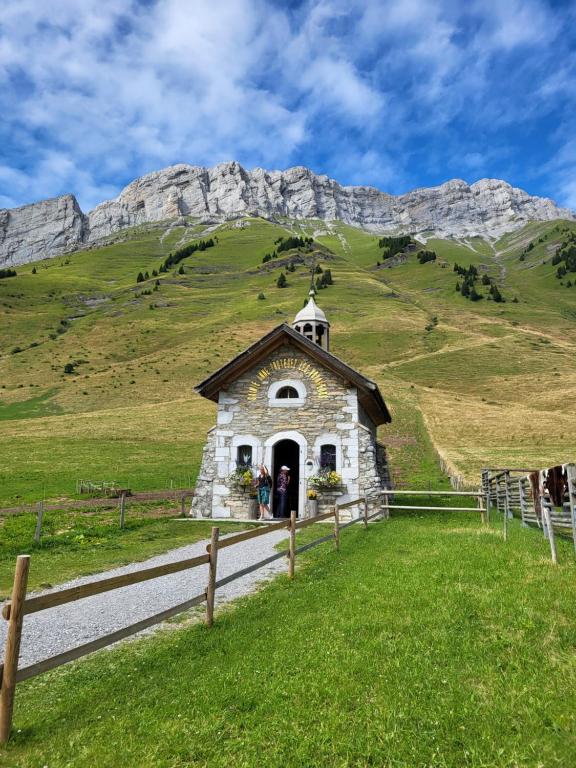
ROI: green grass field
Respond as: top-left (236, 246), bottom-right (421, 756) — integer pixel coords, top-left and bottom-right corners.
top-left (0, 216), bottom-right (575, 504)
top-left (3, 512), bottom-right (576, 767)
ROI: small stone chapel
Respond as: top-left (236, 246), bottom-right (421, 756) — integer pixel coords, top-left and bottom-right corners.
top-left (191, 293), bottom-right (392, 519)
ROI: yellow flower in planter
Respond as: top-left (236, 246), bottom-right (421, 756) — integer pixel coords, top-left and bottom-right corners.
top-left (308, 470), bottom-right (342, 489)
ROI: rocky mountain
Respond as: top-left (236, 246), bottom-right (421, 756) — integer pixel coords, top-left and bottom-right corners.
top-left (1, 161), bottom-right (574, 266)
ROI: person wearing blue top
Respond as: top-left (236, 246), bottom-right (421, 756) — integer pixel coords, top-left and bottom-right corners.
top-left (255, 465), bottom-right (272, 520)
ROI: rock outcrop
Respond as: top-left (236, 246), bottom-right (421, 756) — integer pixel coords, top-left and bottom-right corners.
top-left (0, 195), bottom-right (87, 267)
top-left (1, 161), bottom-right (573, 266)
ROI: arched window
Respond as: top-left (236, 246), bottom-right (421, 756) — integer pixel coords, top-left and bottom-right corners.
top-left (320, 444), bottom-right (337, 472)
top-left (302, 322), bottom-right (314, 341)
top-left (276, 386), bottom-right (299, 399)
top-left (236, 445), bottom-right (253, 468)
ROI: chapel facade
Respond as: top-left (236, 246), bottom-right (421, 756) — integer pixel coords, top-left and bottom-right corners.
top-left (191, 294), bottom-right (391, 519)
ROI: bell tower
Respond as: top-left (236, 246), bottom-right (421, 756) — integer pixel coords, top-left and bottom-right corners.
top-left (292, 291), bottom-right (330, 351)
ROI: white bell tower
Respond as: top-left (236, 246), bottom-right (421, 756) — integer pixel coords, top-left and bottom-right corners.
top-left (292, 291), bottom-right (330, 351)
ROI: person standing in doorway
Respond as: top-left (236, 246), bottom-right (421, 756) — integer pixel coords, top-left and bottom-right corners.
top-left (255, 465), bottom-right (272, 521)
top-left (276, 465), bottom-right (291, 518)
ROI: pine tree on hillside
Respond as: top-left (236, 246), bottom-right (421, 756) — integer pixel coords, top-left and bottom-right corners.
top-left (470, 286), bottom-right (482, 301)
top-left (277, 272), bottom-right (287, 288)
top-left (490, 284), bottom-right (504, 302)
top-left (136, 272), bottom-right (144, 283)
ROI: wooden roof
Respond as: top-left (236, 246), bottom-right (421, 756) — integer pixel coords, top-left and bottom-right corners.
top-left (195, 324), bottom-right (391, 426)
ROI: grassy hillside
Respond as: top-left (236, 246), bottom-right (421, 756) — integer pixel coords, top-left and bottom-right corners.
top-left (0, 216), bottom-right (575, 504)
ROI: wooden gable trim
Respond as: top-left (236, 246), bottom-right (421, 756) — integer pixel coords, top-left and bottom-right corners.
top-left (195, 324), bottom-right (391, 425)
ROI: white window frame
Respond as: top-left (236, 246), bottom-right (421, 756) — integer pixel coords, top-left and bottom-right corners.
top-left (268, 379), bottom-right (307, 407)
top-left (313, 433), bottom-right (342, 474)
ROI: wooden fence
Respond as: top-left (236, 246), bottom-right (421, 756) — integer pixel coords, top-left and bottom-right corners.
top-left (482, 464), bottom-right (576, 564)
top-left (0, 496), bottom-right (389, 743)
top-left (0, 490), bottom-right (196, 544)
top-left (0, 488), bottom-right (196, 519)
top-left (0, 487), bottom-right (488, 743)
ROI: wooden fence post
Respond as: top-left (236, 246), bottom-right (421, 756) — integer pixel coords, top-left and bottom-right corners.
top-left (363, 495), bottom-right (368, 530)
top-left (288, 510), bottom-right (296, 579)
top-left (504, 471), bottom-right (512, 519)
top-left (33, 501), bottom-right (44, 544)
top-left (382, 489), bottom-right (390, 520)
top-left (478, 491), bottom-right (485, 526)
top-left (518, 478), bottom-right (528, 527)
top-left (542, 506), bottom-right (558, 565)
top-left (334, 505), bottom-right (340, 551)
top-left (503, 480), bottom-right (509, 542)
top-left (119, 492), bottom-right (126, 530)
top-left (485, 470), bottom-right (492, 524)
top-left (206, 526), bottom-right (220, 627)
top-left (566, 464), bottom-right (576, 559)
top-left (0, 555), bottom-right (30, 744)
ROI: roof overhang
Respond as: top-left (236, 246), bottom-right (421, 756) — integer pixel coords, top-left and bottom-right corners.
top-left (195, 324), bottom-right (391, 426)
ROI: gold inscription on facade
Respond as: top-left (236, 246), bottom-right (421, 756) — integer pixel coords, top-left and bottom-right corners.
top-left (246, 358), bottom-right (328, 401)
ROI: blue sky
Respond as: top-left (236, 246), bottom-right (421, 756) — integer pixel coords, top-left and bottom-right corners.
top-left (1, 0), bottom-right (576, 211)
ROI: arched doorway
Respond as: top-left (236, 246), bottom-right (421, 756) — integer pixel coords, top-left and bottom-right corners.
top-left (272, 439), bottom-right (300, 517)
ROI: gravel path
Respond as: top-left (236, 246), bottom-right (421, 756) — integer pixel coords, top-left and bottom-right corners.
top-left (0, 528), bottom-right (290, 668)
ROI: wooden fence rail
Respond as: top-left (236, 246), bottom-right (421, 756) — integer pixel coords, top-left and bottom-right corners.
top-left (0, 488), bottom-right (197, 519)
top-left (0, 487), bottom-right (488, 743)
top-left (0, 497), bottom-right (385, 743)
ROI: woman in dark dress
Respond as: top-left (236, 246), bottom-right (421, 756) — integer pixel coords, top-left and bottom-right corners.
top-left (276, 466), bottom-right (290, 518)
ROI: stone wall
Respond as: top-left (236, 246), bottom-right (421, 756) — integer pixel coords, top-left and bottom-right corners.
top-left (191, 342), bottom-right (389, 519)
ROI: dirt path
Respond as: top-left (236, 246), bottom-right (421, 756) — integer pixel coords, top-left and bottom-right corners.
top-left (1, 527), bottom-right (290, 668)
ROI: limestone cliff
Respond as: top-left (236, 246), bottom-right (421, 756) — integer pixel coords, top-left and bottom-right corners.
top-left (1, 161), bottom-right (573, 266)
top-left (0, 195), bottom-right (87, 267)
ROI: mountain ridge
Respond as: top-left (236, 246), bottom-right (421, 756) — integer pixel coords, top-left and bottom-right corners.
top-left (1, 161), bottom-right (573, 266)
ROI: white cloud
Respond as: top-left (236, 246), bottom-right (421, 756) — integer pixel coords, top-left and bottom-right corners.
top-left (0, 0), bottom-right (573, 210)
